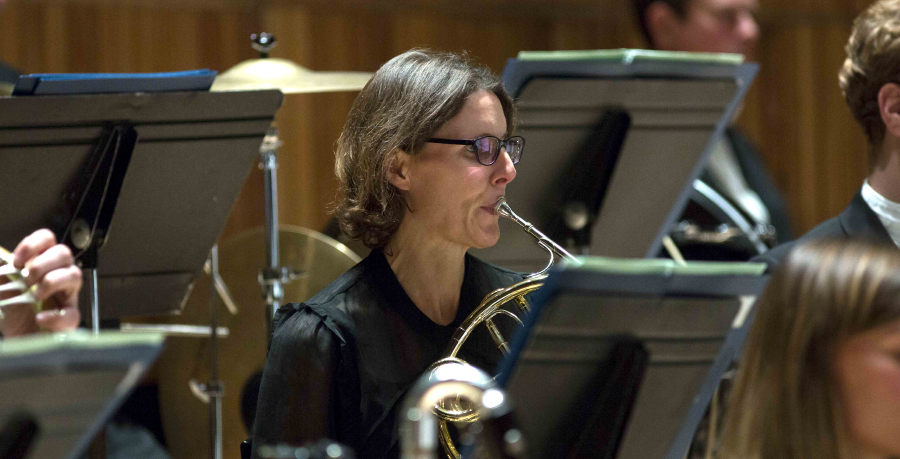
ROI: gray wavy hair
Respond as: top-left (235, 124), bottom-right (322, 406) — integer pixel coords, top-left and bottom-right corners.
top-left (334, 49), bottom-right (516, 248)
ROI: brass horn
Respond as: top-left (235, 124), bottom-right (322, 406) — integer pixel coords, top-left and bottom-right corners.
top-left (0, 246), bottom-right (41, 319)
top-left (420, 198), bottom-right (579, 458)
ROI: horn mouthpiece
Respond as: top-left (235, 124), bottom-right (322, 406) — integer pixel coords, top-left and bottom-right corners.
top-left (495, 197), bottom-right (511, 219)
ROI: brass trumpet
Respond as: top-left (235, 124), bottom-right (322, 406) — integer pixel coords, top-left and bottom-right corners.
top-left (407, 198), bottom-right (579, 459)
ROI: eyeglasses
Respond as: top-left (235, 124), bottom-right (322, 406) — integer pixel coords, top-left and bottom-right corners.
top-left (427, 135), bottom-right (524, 166)
top-left (693, 3), bottom-right (758, 29)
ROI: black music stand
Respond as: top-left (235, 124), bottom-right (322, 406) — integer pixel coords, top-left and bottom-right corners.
top-left (0, 90), bottom-right (282, 322)
top-left (496, 258), bottom-right (768, 459)
top-left (473, 49), bottom-right (758, 271)
top-left (0, 330), bottom-right (165, 459)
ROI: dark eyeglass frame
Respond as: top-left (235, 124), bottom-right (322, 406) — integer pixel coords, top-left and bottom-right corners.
top-left (427, 135), bottom-right (524, 166)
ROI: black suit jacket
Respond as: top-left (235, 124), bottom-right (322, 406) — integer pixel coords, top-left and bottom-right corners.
top-left (753, 191), bottom-right (892, 269)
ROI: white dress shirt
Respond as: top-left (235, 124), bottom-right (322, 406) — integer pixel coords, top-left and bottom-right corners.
top-left (861, 180), bottom-right (900, 248)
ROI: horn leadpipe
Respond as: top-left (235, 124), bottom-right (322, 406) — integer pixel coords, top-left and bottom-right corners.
top-left (495, 198), bottom-right (580, 265)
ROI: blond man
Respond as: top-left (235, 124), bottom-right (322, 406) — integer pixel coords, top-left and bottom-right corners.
top-left (758, 0), bottom-right (900, 266)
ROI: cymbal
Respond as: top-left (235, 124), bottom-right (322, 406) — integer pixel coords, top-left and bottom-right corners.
top-left (210, 57), bottom-right (372, 94)
top-left (152, 225), bottom-right (362, 459)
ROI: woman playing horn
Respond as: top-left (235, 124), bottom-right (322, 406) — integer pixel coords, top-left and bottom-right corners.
top-left (252, 49), bottom-right (526, 458)
top-left (720, 238), bottom-right (900, 459)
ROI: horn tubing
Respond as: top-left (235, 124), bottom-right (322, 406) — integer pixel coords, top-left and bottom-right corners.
top-left (495, 198), bottom-right (580, 264)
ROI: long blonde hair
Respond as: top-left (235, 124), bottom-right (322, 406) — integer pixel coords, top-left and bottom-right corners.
top-left (720, 238), bottom-right (900, 459)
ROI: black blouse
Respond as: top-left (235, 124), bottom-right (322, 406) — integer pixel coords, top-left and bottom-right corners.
top-left (251, 249), bottom-right (526, 459)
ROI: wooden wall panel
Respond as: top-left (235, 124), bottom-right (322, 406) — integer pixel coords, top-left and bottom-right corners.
top-left (0, 0), bottom-right (882, 457)
top-left (738, 14), bottom-right (867, 234)
top-left (2, 0), bottom-right (872, 238)
top-left (1, 1), bottom-right (266, 241)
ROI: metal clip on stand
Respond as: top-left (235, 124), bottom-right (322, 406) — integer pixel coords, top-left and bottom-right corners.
top-left (59, 123), bottom-right (137, 335)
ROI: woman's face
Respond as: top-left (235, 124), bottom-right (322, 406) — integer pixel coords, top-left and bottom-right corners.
top-left (834, 319), bottom-right (900, 458)
top-left (399, 90), bottom-right (517, 249)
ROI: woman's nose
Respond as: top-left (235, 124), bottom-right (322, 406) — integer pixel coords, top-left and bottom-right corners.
top-left (491, 148), bottom-right (517, 186)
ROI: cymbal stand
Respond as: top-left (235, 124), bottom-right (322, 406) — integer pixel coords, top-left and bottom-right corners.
top-left (258, 127), bottom-right (298, 340)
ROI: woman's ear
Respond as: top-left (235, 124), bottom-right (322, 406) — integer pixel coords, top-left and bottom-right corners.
top-left (386, 148), bottom-right (411, 191)
top-left (879, 83), bottom-right (900, 141)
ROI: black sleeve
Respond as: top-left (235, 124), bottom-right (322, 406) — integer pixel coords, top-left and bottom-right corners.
top-left (251, 306), bottom-right (341, 457)
top-left (749, 242), bottom-right (793, 273)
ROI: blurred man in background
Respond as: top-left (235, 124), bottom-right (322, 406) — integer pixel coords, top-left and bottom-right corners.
top-left (635, 0), bottom-right (758, 55)
top-left (634, 0), bottom-right (794, 258)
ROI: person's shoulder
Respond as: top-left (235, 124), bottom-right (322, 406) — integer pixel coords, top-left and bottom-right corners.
top-left (304, 258), bottom-right (370, 307)
top-left (272, 258), bottom-right (373, 344)
top-left (751, 216), bottom-right (845, 270)
top-left (268, 302), bottom-right (339, 357)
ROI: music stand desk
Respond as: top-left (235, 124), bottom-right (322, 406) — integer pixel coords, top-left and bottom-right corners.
top-left (474, 50), bottom-right (758, 271)
top-left (0, 331), bottom-right (164, 459)
top-left (0, 90), bottom-right (282, 318)
top-left (497, 257), bottom-right (768, 459)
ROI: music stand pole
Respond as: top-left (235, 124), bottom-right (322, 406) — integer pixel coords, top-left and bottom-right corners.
top-left (88, 270), bottom-right (99, 335)
top-left (207, 246), bottom-right (224, 459)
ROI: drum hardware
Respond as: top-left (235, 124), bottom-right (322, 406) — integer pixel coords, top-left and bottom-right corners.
top-left (148, 33), bottom-right (371, 459)
top-left (212, 31), bottom-right (372, 326)
top-left (251, 33), bottom-right (275, 57)
top-left (424, 198), bottom-right (578, 459)
top-left (119, 323), bottom-right (230, 338)
top-left (258, 127), bottom-right (288, 326)
top-left (204, 257), bottom-right (240, 316)
top-left (115, 245), bottom-right (238, 459)
top-left (216, 30), bottom-right (370, 326)
top-left (210, 33), bottom-right (373, 95)
top-left (258, 266), bottom-right (306, 289)
top-left (154, 226), bottom-right (361, 459)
